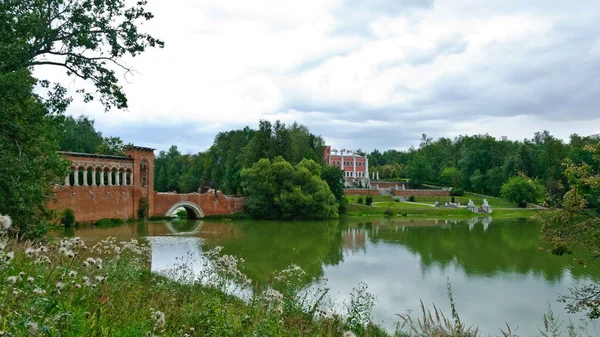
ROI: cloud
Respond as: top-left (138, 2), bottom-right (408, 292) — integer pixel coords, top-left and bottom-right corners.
top-left (37, 0), bottom-right (600, 152)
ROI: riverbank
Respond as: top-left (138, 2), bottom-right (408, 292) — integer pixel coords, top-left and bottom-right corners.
top-left (343, 202), bottom-right (546, 219)
top-left (0, 236), bottom-right (418, 337)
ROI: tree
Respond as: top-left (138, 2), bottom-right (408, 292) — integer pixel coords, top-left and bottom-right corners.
top-left (540, 143), bottom-right (600, 318)
top-left (320, 165), bottom-right (345, 203)
top-left (500, 174), bottom-right (545, 207)
top-left (406, 156), bottom-right (432, 187)
top-left (440, 167), bottom-right (461, 187)
top-left (0, 0), bottom-right (162, 237)
top-left (0, 69), bottom-right (68, 238)
top-left (240, 157), bottom-right (338, 220)
top-left (1, 0), bottom-right (164, 111)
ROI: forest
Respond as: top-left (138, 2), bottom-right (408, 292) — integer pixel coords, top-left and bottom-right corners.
top-left (55, 116), bottom-right (600, 208)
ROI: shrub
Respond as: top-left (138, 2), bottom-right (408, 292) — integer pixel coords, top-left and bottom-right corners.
top-left (62, 208), bottom-right (75, 228)
top-left (96, 218), bottom-right (125, 227)
top-left (338, 197), bottom-right (349, 214)
top-left (357, 196), bottom-right (364, 204)
top-left (383, 207), bottom-right (394, 216)
top-left (450, 187), bottom-right (465, 196)
top-left (138, 197), bottom-right (149, 219)
top-left (408, 195), bottom-right (415, 202)
top-left (365, 195), bottom-right (373, 206)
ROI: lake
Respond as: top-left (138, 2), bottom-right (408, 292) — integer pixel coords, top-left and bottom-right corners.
top-left (64, 216), bottom-right (599, 336)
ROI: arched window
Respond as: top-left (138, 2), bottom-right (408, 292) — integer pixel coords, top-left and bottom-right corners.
top-left (140, 160), bottom-right (149, 186)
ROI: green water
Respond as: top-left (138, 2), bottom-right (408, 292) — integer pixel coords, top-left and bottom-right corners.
top-left (66, 216), bottom-right (599, 335)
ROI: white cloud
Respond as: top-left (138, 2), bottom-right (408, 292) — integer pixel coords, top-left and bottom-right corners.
top-left (37, 0), bottom-right (600, 152)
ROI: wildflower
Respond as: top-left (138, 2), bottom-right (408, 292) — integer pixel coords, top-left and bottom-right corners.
top-left (150, 310), bottom-right (166, 330)
top-left (19, 271), bottom-right (25, 278)
top-left (56, 282), bottom-right (65, 290)
top-left (344, 331), bottom-right (357, 337)
top-left (96, 263), bottom-right (103, 270)
top-left (25, 247), bottom-right (37, 257)
top-left (83, 261), bottom-right (89, 267)
top-left (69, 270), bottom-right (77, 278)
top-left (33, 288), bottom-right (45, 295)
top-left (12, 290), bottom-right (19, 296)
top-left (65, 250), bottom-right (75, 258)
top-left (75, 284), bottom-right (82, 289)
top-left (95, 276), bottom-right (105, 283)
top-left (39, 246), bottom-right (47, 253)
top-left (27, 277), bottom-right (34, 283)
top-left (5, 251), bottom-right (14, 262)
top-left (58, 246), bottom-right (68, 255)
top-left (0, 214), bottom-right (12, 230)
top-left (7, 276), bottom-right (18, 284)
top-left (0, 240), bottom-right (6, 251)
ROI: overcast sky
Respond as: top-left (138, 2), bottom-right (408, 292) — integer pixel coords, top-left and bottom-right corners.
top-left (39, 0), bottom-right (600, 153)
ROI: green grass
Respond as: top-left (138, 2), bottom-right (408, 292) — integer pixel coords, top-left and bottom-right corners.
top-left (344, 199), bottom-right (546, 219)
top-left (411, 193), bottom-right (518, 208)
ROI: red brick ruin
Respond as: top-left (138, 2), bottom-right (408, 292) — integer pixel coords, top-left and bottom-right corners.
top-left (49, 146), bottom-right (245, 223)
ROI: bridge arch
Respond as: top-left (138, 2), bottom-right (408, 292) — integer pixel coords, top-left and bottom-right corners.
top-left (164, 220), bottom-right (205, 235)
top-left (165, 201), bottom-right (205, 219)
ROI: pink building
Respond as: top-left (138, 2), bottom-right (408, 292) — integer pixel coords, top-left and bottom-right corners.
top-left (323, 146), bottom-right (370, 187)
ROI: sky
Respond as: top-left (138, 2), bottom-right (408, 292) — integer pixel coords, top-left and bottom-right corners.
top-left (37, 0), bottom-right (600, 153)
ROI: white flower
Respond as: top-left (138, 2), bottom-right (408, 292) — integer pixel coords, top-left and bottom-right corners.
top-left (33, 288), bottom-right (45, 295)
top-left (344, 331), bottom-right (357, 337)
top-left (5, 251), bottom-right (14, 262)
top-left (0, 240), bottom-right (6, 251)
top-left (7, 276), bottom-right (18, 284)
top-left (69, 270), bottom-right (77, 278)
top-left (0, 214), bottom-right (12, 230)
top-left (150, 310), bottom-right (166, 330)
top-left (56, 282), bottom-right (65, 290)
top-left (65, 250), bottom-right (75, 258)
top-left (25, 247), bottom-right (37, 257)
top-left (27, 277), bottom-right (34, 283)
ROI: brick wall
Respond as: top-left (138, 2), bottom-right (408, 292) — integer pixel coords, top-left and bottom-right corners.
top-left (50, 186), bottom-right (135, 222)
top-left (344, 189), bottom-right (380, 196)
top-left (393, 190), bottom-right (450, 197)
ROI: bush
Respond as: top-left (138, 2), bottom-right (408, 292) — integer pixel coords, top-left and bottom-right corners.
top-left (450, 187), bottom-right (465, 196)
top-left (383, 207), bottom-right (394, 216)
top-left (408, 195), bottom-right (415, 202)
top-left (500, 174), bottom-right (545, 208)
top-left (138, 197), bottom-right (149, 219)
top-left (365, 195), bottom-right (373, 206)
top-left (357, 196), bottom-right (364, 204)
top-left (62, 208), bottom-right (75, 228)
top-left (96, 218), bottom-right (125, 227)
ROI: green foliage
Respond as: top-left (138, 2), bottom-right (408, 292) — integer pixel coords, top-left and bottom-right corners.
top-left (95, 218), bottom-right (125, 227)
top-left (406, 156), bottom-right (433, 187)
top-left (175, 209), bottom-right (188, 218)
top-left (451, 188), bottom-right (465, 196)
top-left (540, 143), bottom-right (600, 319)
top-left (357, 196), bottom-right (364, 204)
top-left (137, 197), bottom-right (149, 220)
top-left (0, 69), bottom-right (68, 239)
top-left (320, 165), bottom-right (345, 203)
top-left (62, 209), bottom-right (76, 228)
top-left (365, 195), bottom-right (373, 206)
top-left (0, 0), bottom-right (162, 238)
top-left (441, 167), bottom-right (462, 187)
top-left (408, 195), bottom-right (416, 202)
top-left (241, 157), bottom-right (338, 220)
top-left (500, 174), bottom-right (545, 207)
top-left (0, 0), bottom-right (164, 111)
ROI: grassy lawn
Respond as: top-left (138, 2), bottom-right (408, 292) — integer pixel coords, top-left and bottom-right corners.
top-left (411, 193), bottom-right (518, 208)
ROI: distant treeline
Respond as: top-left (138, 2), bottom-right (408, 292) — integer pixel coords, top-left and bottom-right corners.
top-left (368, 132), bottom-right (600, 206)
top-left (56, 117), bottom-right (600, 206)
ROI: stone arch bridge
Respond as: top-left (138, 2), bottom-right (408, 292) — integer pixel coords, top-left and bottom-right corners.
top-left (49, 146), bottom-right (245, 223)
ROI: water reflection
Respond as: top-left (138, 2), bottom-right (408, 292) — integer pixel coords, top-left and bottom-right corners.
top-left (68, 216), bottom-right (599, 336)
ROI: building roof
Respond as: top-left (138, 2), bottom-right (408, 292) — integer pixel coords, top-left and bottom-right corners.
top-left (58, 151), bottom-right (133, 161)
top-left (125, 145), bottom-right (155, 152)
